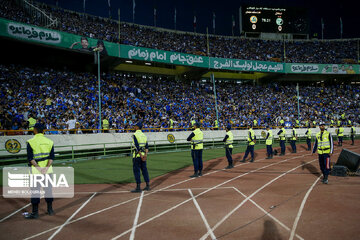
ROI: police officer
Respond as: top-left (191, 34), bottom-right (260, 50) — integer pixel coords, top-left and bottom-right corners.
top-left (25, 123), bottom-right (55, 219)
top-left (241, 124), bottom-right (256, 163)
top-left (290, 125), bottom-right (297, 153)
top-left (223, 124), bottom-right (234, 169)
top-left (337, 124), bottom-right (344, 146)
top-left (305, 125), bottom-right (312, 151)
top-left (265, 126), bottom-right (273, 159)
top-left (277, 124), bottom-right (286, 155)
top-left (312, 122), bottom-right (334, 184)
top-left (350, 124), bottom-right (355, 145)
top-left (187, 122), bottom-right (204, 177)
top-left (131, 122), bottom-right (150, 192)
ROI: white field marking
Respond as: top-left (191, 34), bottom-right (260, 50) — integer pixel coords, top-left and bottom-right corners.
top-left (23, 150), bottom-right (297, 240)
top-left (75, 186), bottom-right (236, 194)
top-left (188, 189), bottom-right (217, 240)
top-left (199, 159), bottom-right (318, 240)
top-left (128, 191), bottom-right (144, 240)
top-left (232, 187), bottom-right (304, 240)
top-left (47, 192), bottom-right (97, 240)
top-left (110, 153), bottom-right (311, 240)
top-left (0, 203), bottom-right (30, 223)
top-left (289, 176), bottom-right (321, 240)
top-left (199, 148), bottom-right (350, 240)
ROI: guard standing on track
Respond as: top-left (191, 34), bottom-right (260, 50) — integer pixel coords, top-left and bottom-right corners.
top-left (25, 123), bottom-right (55, 219)
top-left (351, 124), bottom-right (355, 145)
top-left (187, 122), bottom-right (204, 177)
top-left (305, 125), bottom-right (312, 150)
top-left (290, 125), bottom-right (297, 153)
top-left (241, 124), bottom-right (256, 163)
top-left (265, 126), bottom-right (273, 159)
top-left (312, 122), bottom-right (334, 184)
top-left (223, 124), bottom-right (234, 169)
top-left (277, 124), bottom-right (286, 155)
top-left (131, 122), bottom-right (150, 192)
top-left (337, 124), bottom-right (344, 146)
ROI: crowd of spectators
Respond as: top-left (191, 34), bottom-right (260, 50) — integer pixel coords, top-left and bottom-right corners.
top-left (0, 0), bottom-right (358, 64)
top-left (1, 64), bottom-right (359, 135)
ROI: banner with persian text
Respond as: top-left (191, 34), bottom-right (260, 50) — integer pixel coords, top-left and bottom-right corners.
top-left (286, 63), bottom-right (359, 74)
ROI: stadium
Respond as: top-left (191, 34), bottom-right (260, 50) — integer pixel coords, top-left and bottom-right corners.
top-left (0, 0), bottom-right (360, 239)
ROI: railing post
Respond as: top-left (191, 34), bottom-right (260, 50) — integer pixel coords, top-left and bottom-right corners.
top-left (71, 146), bottom-right (74, 160)
top-left (104, 143), bottom-right (106, 155)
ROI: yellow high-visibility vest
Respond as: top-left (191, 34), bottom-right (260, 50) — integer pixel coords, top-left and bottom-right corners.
top-left (27, 133), bottom-right (54, 174)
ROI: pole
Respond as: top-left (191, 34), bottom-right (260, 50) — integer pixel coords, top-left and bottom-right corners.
top-left (211, 73), bottom-right (219, 128)
top-left (118, 8), bottom-right (121, 56)
top-left (206, 27), bottom-right (210, 69)
top-left (97, 51), bottom-right (102, 132)
top-left (296, 83), bottom-right (300, 122)
top-left (283, 34), bottom-right (286, 62)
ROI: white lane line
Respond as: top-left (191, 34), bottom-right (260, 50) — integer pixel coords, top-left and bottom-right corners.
top-left (289, 176), bottom-right (321, 240)
top-left (47, 192), bottom-right (97, 240)
top-left (128, 191), bottom-right (144, 240)
top-left (232, 187), bottom-right (304, 240)
top-left (0, 203), bottom-right (31, 223)
top-left (188, 189), bottom-right (216, 240)
top-left (199, 159), bottom-right (317, 240)
top-left (110, 153), bottom-right (311, 240)
top-left (23, 152), bottom-right (289, 240)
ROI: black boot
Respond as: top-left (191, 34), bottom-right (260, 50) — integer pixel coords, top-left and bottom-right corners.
top-left (250, 158), bottom-right (254, 162)
top-left (25, 204), bottom-right (39, 219)
top-left (323, 175), bottom-right (328, 184)
top-left (240, 159), bottom-right (246, 163)
top-left (143, 183), bottom-right (150, 191)
top-left (47, 202), bottom-right (54, 216)
top-left (131, 183), bottom-right (142, 193)
top-left (189, 172), bottom-right (199, 178)
top-left (198, 171), bottom-right (203, 176)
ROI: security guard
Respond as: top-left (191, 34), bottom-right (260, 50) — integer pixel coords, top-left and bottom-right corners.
top-left (337, 124), bottom-right (344, 146)
top-left (169, 117), bottom-right (174, 131)
top-left (223, 124), bottom-right (234, 169)
top-left (102, 117), bottom-right (109, 133)
top-left (187, 122), bottom-right (203, 177)
top-left (277, 124), bottom-right (286, 155)
top-left (330, 119), bottom-right (335, 128)
top-left (295, 119), bottom-right (300, 128)
top-left (351, 124), bottom-right (355, 145)
top-left (241, 124), bottom-right (256, 163)
top-left (253, 119), bottom-right (258, 128)
top-left (337, 119), bottom-right (341, 128)
top-left (312, 122), bottom-right (334, 184)
top-left (27, 113), bottom-right (37, 135)
top-left (214, 119), bottom-right (219, 131)
top-left (265, 126), bottom-right (273, 159)
top-left (290, 125), bottom-right (297, 153)
top-left (131, 122), bottom-right (150, 192)
top-left (305, 119), bottom-right (309, 128)
top-left (305, 125), bottom-right (312, 151)
top-left (25, 123), bottom-right (55, 219)
top-left (279, 118), bottom-right (285, 126)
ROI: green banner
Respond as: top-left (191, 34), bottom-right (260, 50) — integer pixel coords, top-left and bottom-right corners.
top-left (286, 63), bottom-right (359, 74)
top-left (120, 45), bottom-right (209, 68)
top-left (1, 18), bottom-right (359, 75)
top-left (210, 57), bottom-right (284, 73)
top-left (0, 18), bottom-right (120, 57)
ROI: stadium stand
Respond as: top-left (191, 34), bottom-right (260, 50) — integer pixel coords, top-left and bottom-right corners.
top-left (0, 0), bottom-right (358, 64)
top-left (0, 64), bottom-right (359, 134)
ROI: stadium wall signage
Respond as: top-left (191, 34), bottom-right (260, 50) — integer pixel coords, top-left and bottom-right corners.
top-left (0, 18), bottom-right (359, 74)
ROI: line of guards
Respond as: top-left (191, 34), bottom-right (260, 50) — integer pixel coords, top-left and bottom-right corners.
top-left (23, 121), bottom-right (356, 219)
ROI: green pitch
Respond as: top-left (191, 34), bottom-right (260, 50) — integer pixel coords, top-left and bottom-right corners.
top-left (60, 145), bottom-right (266, 184)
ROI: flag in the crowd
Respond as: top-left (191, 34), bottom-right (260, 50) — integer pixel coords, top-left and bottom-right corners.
top-left (154, 7), bottom-right (157, 27)
top-left (174, 8), bottom-right (177, 29)
top-left (212, 12), bottom-right (216, 34)
top-left (193, 15), bottom-right (197, 32)
top-left (340, 17), bottom-right (343, 38)
top-left (132, 0), bottom-right (135, 22)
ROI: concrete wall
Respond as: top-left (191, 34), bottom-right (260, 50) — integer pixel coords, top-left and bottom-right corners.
top-left (1, 127), bottom-right (358, 157)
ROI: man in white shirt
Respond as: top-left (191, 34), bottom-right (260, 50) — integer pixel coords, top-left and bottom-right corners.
top-left (66, 115), bottom-right (76, 134)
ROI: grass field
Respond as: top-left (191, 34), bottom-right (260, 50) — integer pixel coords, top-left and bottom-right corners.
top-left (54, 144), bottom-right (268, 184)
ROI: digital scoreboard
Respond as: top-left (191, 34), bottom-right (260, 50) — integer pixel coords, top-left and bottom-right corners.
top-left (242, 6), bottom-right (308, 34)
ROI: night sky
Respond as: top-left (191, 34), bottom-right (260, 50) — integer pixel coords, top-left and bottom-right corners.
top-left (39, 0), bottom-right (358, 39)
